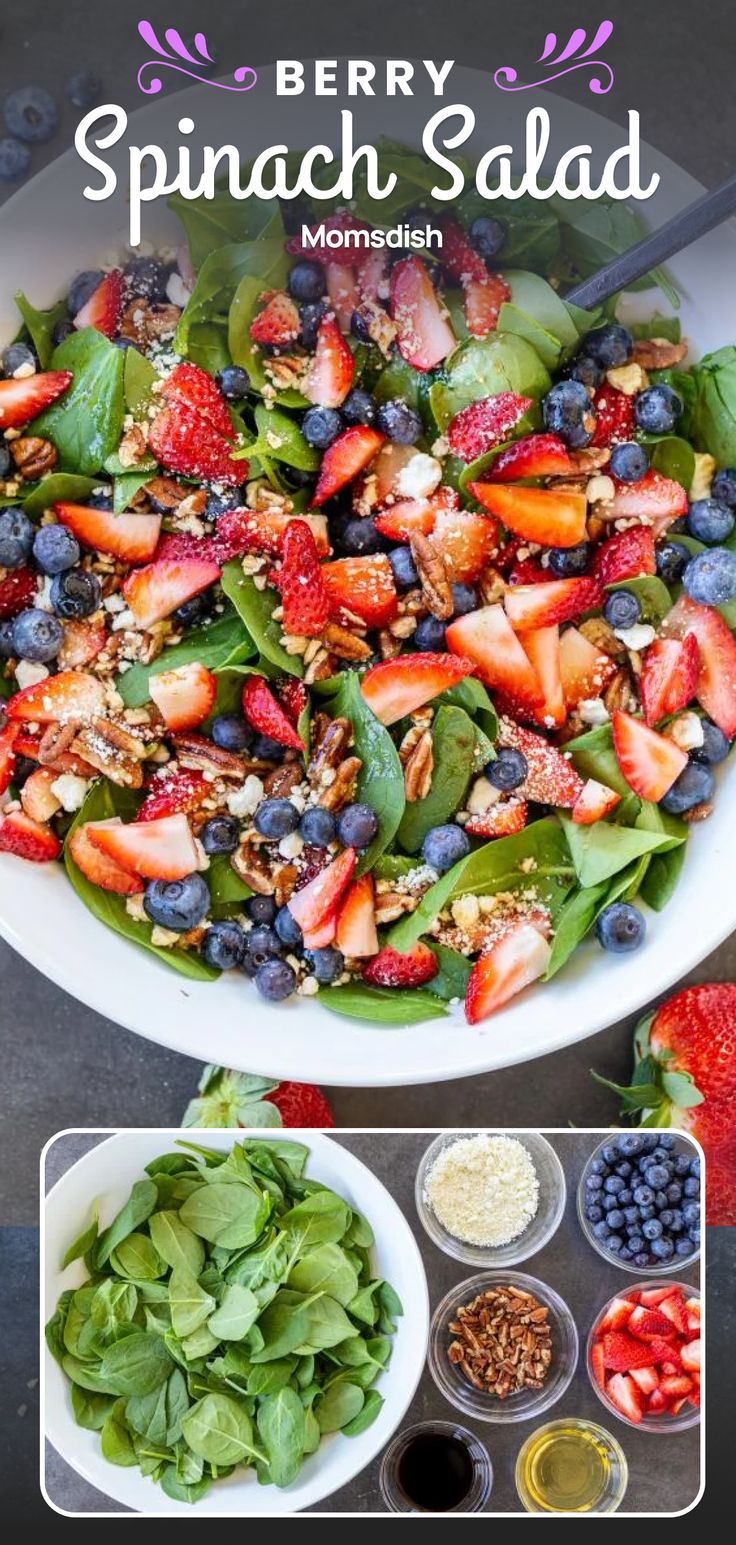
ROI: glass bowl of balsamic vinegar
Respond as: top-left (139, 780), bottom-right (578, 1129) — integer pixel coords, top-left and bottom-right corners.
top-left (379, 1422), bottom-right (494, 1513)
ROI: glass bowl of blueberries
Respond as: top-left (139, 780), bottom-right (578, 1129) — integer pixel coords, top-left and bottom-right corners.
top-left (577, 1132), bottom-right (701, 1275)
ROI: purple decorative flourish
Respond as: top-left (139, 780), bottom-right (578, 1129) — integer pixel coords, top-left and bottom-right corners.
top-left (136, 19), bottom-right (257, 95)
top-left (494, 20), bottom-right (614, 95)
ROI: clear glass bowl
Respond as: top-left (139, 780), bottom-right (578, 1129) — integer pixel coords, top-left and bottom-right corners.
top-left (515, 1418), bottom-right (628, 1514)
top-left (427, 1269), bottom-right (579, 1424)
top-left (587, 1281), bottom-right (701, 1434)
top-left (577, 1133), bottom-right (701, 1276)
top-left (415, 1131), bottom-right (566, 1267)
top-left (379, 1421), bottom-right (493, 1513)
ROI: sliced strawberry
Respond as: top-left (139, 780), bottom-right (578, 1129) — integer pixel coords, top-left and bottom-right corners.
top-left (658, 1292), bottom-right (688, 1336)
top-left (242, 675), bottom-right (304, 751)
top-left (504, 576), bottom-right (601, 632)
top-left (0, 566), bottom-right (38, 620)
top-left (686, 1387), bottom-right (700, 1409)
top-left (446, 606), bottom-right (543, 721)
top-left (490, 433), bottom-right (575, 482)
top-left (335, 874), bottom-right (379, 958)
top-left (88, 812), bottom-right (200, 881)
top-left (374, 498), bottom-right (440, 542)
top-left (659, 1374), bottom-right (694, 1399)
top-left (498, 718), bottom-right (584, 807)
top-left (593, 525), bottom-right (656, 587)
top-left (465, 798), bottom-right (528, 839)
top-left (303, 314), bottom-right (355, 409)
top-left (607, 470), bottom-right (688, 535)
top-left (302, 910), bottom-right (339, 950)
top-left (286, 213), bottom-right (373, 263)
top-left (250, 289), bottom-right (301, 347)
top-left (278, 677), bottom-right (308, 727)
top-left (363, 939), bottom-right (438, 989)
top-left (520, 626), bottom-right (565, 727)
top-left (590, 1343), bottom-right (607, 1390)
top-left (437, 217), bottom-right (488, 285)
top-left (685, 1298), bottom-right (701, 1328)
top-left (68, 819), bottom-right (144, 894)
top-left (572, 777), bottom-right (621, 825)
top-left (638, 1287), bottom-right (675, 1308)
top-left (10, 725), bottom-right (92, 778)
top-left (287, 848), bottom-right (356, 935)
top-left (322, 554), bottom-right (398, 628)
top-left (559, 626), bottom-right (617, 708)
top-left (137, 769), bottom-right (209, 823)
top-left (57, 618), bottom-right (107, 670)
top-left (680, 1339), bottom-right (700, 1372)
top-left (123, 554), bottom-right (220, 629)
top-left (590, 385), bottom-right (635, 447)
top-left (612, 710), bottom-right (688, 801)
top-left (54, 503), bottom-right (162, 564)
top-left (356, 250), bottom-right (390, 306)
top-left (628, 1305), bottom-right (677, 1340)
top-left (646, 1388), bottom-right (668, 1413)
top-left (0, 370), bottom-right (72, 428)
top-left (360, 651), bottom-right (475, 727)
top-left (20, 766), bottom-right (61, 823)
top-left (364, 443), bottom-right (419, 504)
top-left (465, 919), bottom-right (551, 1023)
top-left (507, 557), bottom-right (549, 587)
top-left (0, 722), bottom-right (19, 795)
top-left (325, 262), bottom-right (360, 332)
top-left (663, 594), bottom-right (736, 737)
top-left (462, 274), bottom-right (511, 338)
top-left (277, 519), bottom-right (331, 638)
top-left (629, 1365), bottom-right (660, 1395)
top-left (154, 531), bottom-right (219, 566)
top-left (161, 361), bottom-right (234, 438)
top-left (73, 268), bottom-right (123, 336)
top-left (470, 482), bottom-right (588, 548)
top-left (602, 1331), bottom-right (660, 1372)
top-left (606, 1373), bottom-right (643, 1424)
top-left (148, 404), bottom-right (245, 488)
top-left (598, 1297), bottom-right (635, 1333)
top-left (148, 661), bottom-right (216, 732)
top-left (431, 507), bottom-right (499, 583)
top-left (448, 392), bottom-right (532, 463)
top-left (312, 425), bottom-right (384, 504)
top-left (647, 1338), bottom-right (683, 1368)
top-left (0, 808), bottom-right (61, 862)
top-left (6, 670), bottom-right (105, 725)
top-left (640, 635), bottom-right (699, 726)
top-left (390, 256), bottom-right (455, 371)
top-left (214, 507), bottom-right (330, 560)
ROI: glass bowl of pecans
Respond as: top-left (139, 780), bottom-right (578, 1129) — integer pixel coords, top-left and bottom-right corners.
top-left (427, 1270), bottom-right (579, 1424)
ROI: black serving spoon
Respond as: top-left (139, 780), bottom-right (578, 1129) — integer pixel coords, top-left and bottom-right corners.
top-left (565, 171), bottom-right (736, 309)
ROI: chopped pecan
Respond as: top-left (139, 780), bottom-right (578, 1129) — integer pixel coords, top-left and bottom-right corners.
top-left (263, 763), bottom-right (304, 798)
top-left (410, 532), bottom-right (454, 619)
top-left (230, 837), bottom-right (275, 895)
top-left (263, 351), bottom-right (308, 391)
top-left (632, 337), bottom-right (688, 370)
top-left (309, 712), bottom-right (332, 755)
top-left (118, 424), bottom-right (148, 468)
top-left (273, 862), bottom-right (299, 905)
top-left (307, 717), bottom-right (351, 786)
top-left (10, 436), bottom-right (57, 480)
top-left (602, 667), bottom-right (637, 713)
top-left (317, 755), bottom-right (362, 810)
top-left (566, 446), bottom-right (611, 474)
top-left (579, 615), bottom-right (627, 660)
top-left (403, 730), bottom-right (433, 801)
top-left (170, 732), bottom-right (247, 779)
top-left (387, 615), bottom-right (417, 640)
top-left (144, 475), bottom-right (191, 511)
top-left (682, 800), bottom-right (713, 823)
top-left (477, 566), bottom-right (507, 605)
top-left (378, 627), bottom-right (402, 660)
top-left (374, 890), bottom-right (420, 925)
top-left (362, 300), bottom-right (398, 356)
top-left (71, 717), bottom-right (147, 787)
top-left (322, 622), bottom-right (372, 661)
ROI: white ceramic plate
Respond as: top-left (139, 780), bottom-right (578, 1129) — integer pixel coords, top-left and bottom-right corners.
top-left (43, 1129), bottom-right (429, 1514)
top-left (3, 64), bottom-right (736, 1084)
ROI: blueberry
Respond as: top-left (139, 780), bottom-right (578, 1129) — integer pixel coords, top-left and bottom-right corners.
top-left (0, 620), bottom-right (15, 657)
top-left (0, 136), bottom-right (31, 180)
top-left (254, 957), bottom-right (297, 1001)
top-left (337, 517), bottom-right (381, 556)
top-left (697, 717), bottom-right (731, 763)
top-left (299, 301), bottom-right (327, 350)
top-left (635, 383), bottom-right (682, 434)
top-left (689, 1156), bottom-right (701, 1178)
top-left (632, 1186), bottom-right (654, 1206)
top-left (67, 269), bottom-right (104, 316)
top-left (245, 895), bottom-right (277, 925)
top-left (602, 1143), bottom-right (620, 1163)
top-left (254, 798), bottom-right (299, 839)
top-left (607, 1208), bottom-right (625, 1230)
top-left (548, 542), bottom-right (591, 577)
top-left (0, 507), bottom-right (33, 568)
top-left (274, 904), bottom-right (303, 949)
top-left (388, 546), bottom-right (418, 589)
top-left (211, 714), bottom-right (253, 753)
top-left (306, 945), bottom-right (344, 983)
top-left (675, 1237), bottom-right (694, 1256)
top-left (143, 873), bottom-right (210, 931)
top-left (606, 1234), bottom-right (623, 1253)
top-left (585, 323), bottom-right (633, 369)
top-left (633, 1252), bottom-right (650, 1268)
top-left (375, 399), bottom-right (422, 445)
top-left (4, 85), bottom-right (58, 144)
top-left (201, 919), bottom-right (246, 970)
top-left (217, 365), bottom-right (250, 400)
top-left (618, 1189), bottom-right (633, 1205)
top-left (603, 589), bottom-right (641, 630)
top-left (66, 71), bottom-right (102, 110)
top-left (49, 568), bottom-right (101, 619)
top-left (252, 733), bottom-right (285, 763)
top-left (542, 380), bottom-right (595, 449)
top-left (469, 215), bottom-right (506, 259)
top-left (618, 1133), bottom-right (644, 1156)
top-left (246, 925), bottom-right (283, 967)
top-left (689, 1224), bottom-right (701, 1245)
top-left (686, 497), bottom-right (735, 544)
top-left (302, 406), bottom-right (343, 449)
top-left (336, 802), bottom-right (379, 850)
top-left (660, 760), bottom-right (715, 814)
top-left (299, 806), bottom-right (336, 848)
top-left (650, 1235), bottom-right (675, 1260)
top-left (586, 1205), bottom-right (603, 1224)
top-left (682, 1201), bottom-right (700, 1226)
top-left (125, 256), bottom-right (168, 303)
top-left (86, 485), bottom-right (114, 510)
top-left (11, 607), bottom-right (63, 662)
top-left (655, 540), bottom-right (690, 585)
top-left (659, 1209), bottom-right (674, 1228)
top-left (628, 1236), bottom-right (645, 1255)
top-left (604, 1174), bottom-right (625, 1195)
top-left (674, 1153), bottom-right (692, 1176)
top-left (200, 815), bottom-right (239, 856)
top-left (618, 1245), bottom-right (633, 1261)
top-left (615, 1160), bottom-right (632, 1178)
top-left (668, 1209), bottom-right (684, 1232)
top-left (650, 1147), bottom-right (668, 1164)
top-left (586, 1173), bottom-right (603, 1191)
top-left (173, 593), bottom-right (212, 630)
top-left (564, 356), bottom-right (603, 391)
top-left (341, 388), bottom-right (376, 427)
top-left (596, 901), bottom-right (646, 952)
top-left (712, 467), bottom-right (736, 507)
top-left (414, 616), bottom-right (446, 651)
top-left (205, 487), bottom-right (241, 520)
top-left (592, 1220), bottom-right (610, 1240)
top-left (451, 583), bottom-right (478, 617)
top-left (666, 1182), bottom-right (682, 1203)
top-left (645, 1163), bottom-right (669, 1188)
top-left (287, 261), bottom-right (326, 303)
top-left (590, 1156), bottom-right (607, 1173)
top-left (683, 1175), bottom-right (700, 1197)
top-left (2, 341), bottom-right (36, 376)
top-left (623, 1207), bottom-right (639, 1226)
top-left (610, 441), bottom-right (650, 482)
top-left (639, 1205), bottom-right (655, 1222)
top-left (642, 1218), bottom-right (663, 1240)
top-left (487, 747), bottom-right (527, 792)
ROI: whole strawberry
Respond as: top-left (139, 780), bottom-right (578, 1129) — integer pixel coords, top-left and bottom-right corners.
top-left (183, 1065), bottom-right (334, 1129)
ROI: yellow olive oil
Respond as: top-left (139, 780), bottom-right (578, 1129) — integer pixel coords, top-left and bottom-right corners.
top-left (517, 1422), bottom-right (626, 1514)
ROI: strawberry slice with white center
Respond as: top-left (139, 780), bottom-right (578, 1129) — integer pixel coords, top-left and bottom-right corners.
top-left (325, 262), bottom-right (360, 331)
top-left (0, 722), bottom-right (19, 795)
top-left (448, 392), bottom-right (532, 462)
top-left (519, 626), bottom-right (566, 727)
top-left (640, 634), bottom-right (699, 725)
top-left (277, 519), bottom-right (331, 638)
top-left (629, 1366), bottom-right (660, 1396)
top-left (312, 425), bottom-right (385, 504)
top-left (628, 1304), bottom-right (676, 1340)
top-left (465, 918), bottom-right (551, 1023)
top-left (335, 874), bottom-right (379, 958)
top-left (431, 507), bottom-right (499, 583)
top-left (250, 290), bottom-right (301, 347)
top-left (136, 769), bottom-right (209, 824)
top-left (498, 718), bottom-right (585, 807)
top-left (87, 812), bottom-right (201, 881)
top-left (57, 618), bottom-right (107, 670)
top-left (68, 819), bottom-right (145, 894)
top-left (390, 255), bottom-right (455, 371)
top-left (6, 669), bottom-right (105, 725)
top-left (362, 940), bottom-right (438, 989)
top-left (559, 625), bottom-right (617, 708)
top-left (504, 576), bottom-right (601, 632)
top-left (363, 443), bottom-right (419, 504)
top-left (490, 433), bottom-right (575, 482)
top-left (287, 848), bottom-right (357, 937)
top-left (593, 525), bottom-right (656, 587)
top-left (360, 651), bottom-right (475, 726)
top-left (606, 1373), bottom-right (643, 1424)
top-left (54, 502), bottom-right (162, 564)
top-left (322, 554), bottom-right (398, 629)
top-left (303, 314), bottom-right (355, 408)
top-left (123, 554), bottom-right (220, 629)
top-left (20, 767), bottom-right (61, 824)
top-left (374, 496), bottom-right (444, 542)
top-left (356, 250), bottom-right (389, 305)
top-left (161, 361), bottom-right (234, 439)
top-left (214, 507), bottom-right (330, 559)
top-left (469, 482), bottom-right (588, 548)
top-left (658, 1291), bottom-right (688, 1335)
top-left (446, 606), bottom-right (544, 721)
top-left (612, 710), bottom-right (688, 801)
top-left (73, 268), bottom-right (123, 336)
top-left (663, 594), bottom-right (736, 737)
top-left (462, 274), bottom-right (511, 338)
top-left (572, 778), bottom-right (621, 825)
top-left (607, 470), bottom-right (688, 536)
top-left (465, 798), bottom-right (528, 839)
top-left (598, 1297), bottom-right (635, 1333)
top-left (437, 217), bottom-right (488, 285)
top-left (0, 808), bottom-right (61, 862)
top-left (0, 370), bottom-right (72, 429)
top-left (148, 661), bottom-right (216, 732)
top-left (681, 1339), bottom-right (700, 1372)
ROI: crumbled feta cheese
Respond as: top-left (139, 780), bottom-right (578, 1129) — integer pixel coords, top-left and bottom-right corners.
top-left (298, 975), bottom-right (319, 997)
top-left (15, 660), bottom-right (49, 690)
top-left (689, 452), bottom-right (716, 502)
top-left (12, 359), bottom-right (35, 379)
top-left (278, 831), bottom-right (304, 860)
top-left (111, 608), bottom-right (136, 631)
top-left (614, 623), bottom-right (656, 650)
top-left (227, 775), bottom-right (264, 818)
top-left (578, 697), bottom-right (610, 726)
top-left (166, 271), bottom-right (191, 308)
top-left (49, 774), bottom-right (90, 812)
top-left (125, 893), bottom-right (147, 921)
top-left (666, 711), bottom-right (705, 751)
top-left (150, 925), bottom-right (180, 947)
top-left (395, 452), bottom-right (443, 500)
top-left (104, 591), bottom-right (127, 614)
top-left (424, 1133), bottom-right (540, 1248)
top-left (586, 474), bottom-right (615, 505)
top-left (605, 362), bottom-right (648, 395)
top-left (451, 894), bottom-right (480, 930)
top-left (466, 776), bottom-right (502, 816)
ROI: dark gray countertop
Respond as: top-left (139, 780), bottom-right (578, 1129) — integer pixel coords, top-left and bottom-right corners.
top-left (42, 1130), bottom-right (701, 1515)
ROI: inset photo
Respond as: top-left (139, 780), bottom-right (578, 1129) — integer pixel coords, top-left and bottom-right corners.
top-left (42, 1129), bottom-right (703, 1516)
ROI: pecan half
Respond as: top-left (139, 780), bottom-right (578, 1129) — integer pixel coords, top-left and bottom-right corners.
top-left (602, 667), bottom-right (637, 714)
top-left (477, 566), bottom-right (507, 606)
top-left (566, 446), bottom-right (611, 474)
top-left (119, 299), bottom-right (180, 347)
top-left (144, 475), bottom-right (191, 511)
top-left (404, 731), bottom-right (433, 801)
top-left (683, 800), bottom-right (713, 823)
top-left (579, 615), bottom-right (627, 660)
top-left (230, 837), bottom-right (274, 895)
top-left (71, 717), bottom-right (147, 788)
top-left (410, 532), bottom-right (454, 620)
top-left (263, 763), bottom-right (304, 798)
top-left (10, 436), bottom-right (57, 480)
top-left (316, 755), bottom-right (362, 811)
top-left (118, 424), bottom-right (148, 468)
top-left (632, 337), bottom-right (688, 370)
top-left (322, 622), bottom-right (372, 661)
top-left (170, 732), bottom-right (248, 779)
top-left (374, 890), bottom-right (420, 924)
top-left (307, 717), bottom-right (351, 786)
top-left (273, 862), bottom-right (299, 905)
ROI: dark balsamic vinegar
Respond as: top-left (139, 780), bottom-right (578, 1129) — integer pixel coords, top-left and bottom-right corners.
top-left (396, 1430), bottom-right (475, 1511)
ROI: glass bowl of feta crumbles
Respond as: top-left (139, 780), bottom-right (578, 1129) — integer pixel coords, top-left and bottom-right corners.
top-left (415, 1132), bottom-right (567, 1268)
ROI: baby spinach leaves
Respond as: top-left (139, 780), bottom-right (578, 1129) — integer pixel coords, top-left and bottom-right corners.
top-left (22, 473), bottom-right (96, 519)
top-left (116, 606), bottom-right (254, 707)
top-left (318, 671), bottom-right (405, 874)
top-left (220, 560), bottom-right (302, 677)
top-left (320, 982), bottom-right (448, 1024)
top-left (256, 1387), bottom-right (306, 1488)
top-left (397, 705), bottom-right (475, 854)
top-left (430, 332), bottom-right (551, 429)
top-left (14, 289), bottom-right (68, 368)
top-left (560, 814), bottom-right (684, 889)
top-left (32, 328), bottom-right (125, 474)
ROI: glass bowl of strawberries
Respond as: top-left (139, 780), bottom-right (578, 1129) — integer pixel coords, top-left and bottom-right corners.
top-left (587, 1282), bottom-right (701, 1433)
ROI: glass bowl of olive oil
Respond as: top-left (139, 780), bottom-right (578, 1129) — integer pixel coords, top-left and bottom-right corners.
top-left (515, 1418), bottom-right (628, 1514)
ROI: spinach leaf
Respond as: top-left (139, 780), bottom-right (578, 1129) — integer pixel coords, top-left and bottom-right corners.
top-left (565, 723), bottom-right (631, 797)
top-left (100, 1400), bottom-right (139, 1466)
top-left (315, 1381), bottom-right (364, 1433)
top-left (288, 1244), bottom-right (359, 1308)
top-left (397, 705), bottom-right (475, 853)
top-left (110, 1232), bottom-right (166, 1282)
top-left (560, 815), bottom-right (684, 888)
top-left (343, 1388), bottom-right (384, 1436)
top-left (256, 1387), bottom-right (306, 1488)
top-left (426, 942), bottom-right (472, 1001)
top-left (635, 801), bottom-right (689, 911)
top-left (113, 468), bottom-right (155, 514)
top-left (176, 237), bottom-right (287, 370)
top-left (96, 1179), bottom-right (158, 1266)
top-left (14, 290), bottom-right (68, 367)
top-left (70, 1383), bottom-right (116, 1432)
top-left (220, 560), bottom-right (302, 676)
top-left (126, 1367), bottom-right (190, 1448)
top-left (545, 861), bottom-right (645, 978)
top-left (181, 1393), bottom-right (265, 1467)
top-left (429, 332), bottom-right (551, 429)
top-left (207, 1284), bottom-right (260, 1341)
top-left (100, 1332), bottom-right (173, 1397)
top-left (32, 328), bottom-right (125, 474)
top-left (320, 981), bottom-right (449, 1024)
top-left (148, 1211), bottom-right (205, 1277)
top-left (281, 1192), bottom-right (351, 1249)
top-left (61, 1202), bottom-right (99, 1269)
top-left (250, 1296), bottom-right (311, 1363)
top-left (228, 273), bottom-right (306, 407)
top-left (22, 473), bottom-right (96, 518)
top-left (556, 198), bottom-right (677, 303)
top-left (250, 404), bottom-right (320, 472)
top-left (320, 670), bottom-right (404, 873)
top-left (116, 608), bottom-right (254, 707)
top-left (123, 347), bottom-right (157, 413)
top-left (179, 1183), bottom-right (271, 1249)
top-left (648, 435), bottom-right (695, 491)
top-left (169, 189), bottom-right (281, 270)
top-left (690, 345), bottom-right (736, 466)
top-left (169, 1264), bottom-right (217, 1338)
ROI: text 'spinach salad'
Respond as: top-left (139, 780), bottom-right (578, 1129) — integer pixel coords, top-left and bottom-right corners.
top-left (2, 144), bottom-right (736, 1028)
